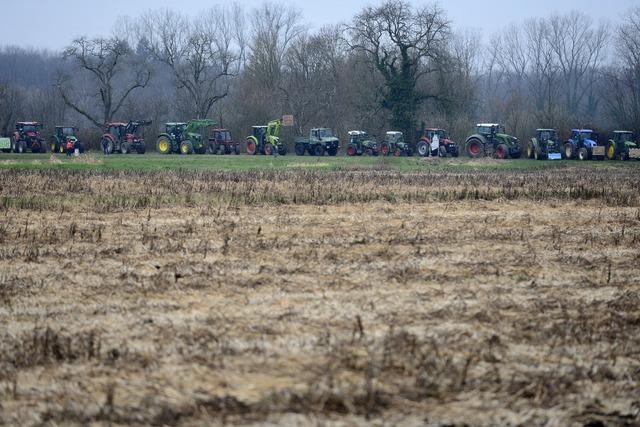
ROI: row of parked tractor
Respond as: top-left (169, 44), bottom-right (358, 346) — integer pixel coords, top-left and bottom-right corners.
top-left (1, 120), bottom-right (639, 161)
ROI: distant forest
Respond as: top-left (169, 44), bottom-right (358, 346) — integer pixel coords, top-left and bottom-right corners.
top-left (0, 1), bottom-right (639, 145)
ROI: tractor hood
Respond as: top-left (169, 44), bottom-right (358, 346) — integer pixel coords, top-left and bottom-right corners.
top-left (583, 139), bottom-right (597, 148)
top-left (321, 137), bottom-right (339, 143)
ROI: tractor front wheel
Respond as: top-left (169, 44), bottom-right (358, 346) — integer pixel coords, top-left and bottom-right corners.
top-left (394, 148), bottom-right (402, 157)
top-left (295, 143), bottom-right (306, 156)
top-left (439, 146), bottom-right (447, 158)
top-left (264, 143), bottom-right (274, 156)
top-left (180, 141), bottom-right (193, 155)
top-left (380, 143), bottom-right (390, 156)
top-left (121, 142), bottom-right (130, 154)
top-left (327, 147), bottom-right (338, 156)
top-left (347, 145), bottom-right (356, 156)
top-left (495, 144), bottom-right (508, 160)
top-left (156, 136), bottom-right (172, 154)
top-left (465, 139), bottom-right (483, 158)
top-left (313, 144), bottom-right (325, 156)
top-left (577, 147), bottom-right (589, 161)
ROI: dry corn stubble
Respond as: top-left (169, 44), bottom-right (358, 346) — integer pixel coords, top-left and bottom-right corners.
top-left (0, 166), bottom-right (639, 426)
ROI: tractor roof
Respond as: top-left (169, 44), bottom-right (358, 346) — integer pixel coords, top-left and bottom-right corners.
top-left (536, 128), bottom-right (556, 132)
top-left (572, 129), bottom-right (594, 132)
top-left (477, 123), bottom-right (501, 127)
top-left (55, 126), bottom-right (77, 129)
top-left (253, 125), bottom-right (267, 129)
top-left (348, 130), bottom-right (367, 136)
top-left (108, 122), bottom-right (127, 126)
top-left (386, 131), bottom-right (403, 136)
top-left (18, 121), bottom-right (40, 125)
top-left (613, 130), bottom-right (632, 134)
top-left (213, 128), bottom-right (229, 131)
top-left (166, 122), bottom-right (187, 126)
top-left (425, 128), bottom-right (445, 132)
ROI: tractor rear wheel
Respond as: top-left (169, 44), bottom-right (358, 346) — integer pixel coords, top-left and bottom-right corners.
top-left (295, 143), bottom-right (306, 156)
top-left (246, 140), bottom-right (257, 155)
top-left (314, 144), bottom-right (325, 156)
top-left (278, 145), bottom-right (288, 155)
top-left (327, 147), bottom-right (338, 156)
top-left (527, 142), bottom-right (535, 159)
top-left (494, 144), bottom-right (508, 159)
top-left (380, 143), bottom-right (390, 156)
top-left (347, 145), bottom-right (356, 156)
top-left (364, 148), bottom-right (373, 156)
top-left (156, 136), bottom-right (172, 154)
top-left (439, 146), bottom-right (447, 158)
top-left (416, 141), bottom-right (429, 157)
top-left (564, 143), bottom-right (575, 160)
top-left (207, 142), bottom-right (219, 154)
top-left (234, 145), bottom-right (240, 155)
top-left (264, 143), bottom-right (274, 156)
top-left (465, 139), bottom-right (483, 158)
top-left (121, 142), bottom-right (130, 154)
top-left (180, 141), bottom-right (193, 155)
top-left (577, 147), bottom-right (589, 161)
top-left (15, 140), bottom-right (26, 154)
top-left (606, 142), bottom-right (617, 160)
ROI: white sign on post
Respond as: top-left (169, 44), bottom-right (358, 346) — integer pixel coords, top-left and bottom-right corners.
top-left (282, 115), bottom-right (294, 127)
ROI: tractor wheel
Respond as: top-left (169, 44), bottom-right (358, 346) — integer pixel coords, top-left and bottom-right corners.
top-left (15, 141), bottom-right (26, 154)
top-left (380, 143), bottom-right (390, 156)
top-left (137, 145), bottom-right (146, 154)
top-left (439, 146), bottom-right (447, 158)
top-left (314, 144), bottom-right (325, 156)
top-left (364, 148), bottom-right (373, 156)
top-left (246, 140), bottom-right (257, 155)
top-left (577, 147), bottom-right (589, 161)
top-left (564, 143), bottom-right (575, 160)
top-left (234, 145), bottom-right (240, 155)
top-left (121, 142), bottom-right (130, 154)
top-left (606, 142), bottom-right (617, 160)
top-left (327, 147), bottom-right (338, 156)
top-left (347, 145), bottom-right (356, 156)
top-left (494, 144), bottom-right (508, 160)
top-left (31, 141), bottom-right (42, 153)
top-left (465, 138), bottom-right (484, 158)
top-left (621, 152), bottom-right (630, 161)
top-left (394, 148), bottom-right (402, 157)
top-left (60, 144), bottom-right (65, 154)
top-left (416, 141), bottom-right (429, 157)
top-left (50, 141), bottom-right (58, 153)
top-left (207, 142), bottom-right (219, 155)
top-left (526, 142), bottom-right (535, 159)
top-left (77, 143), bottom-right (86, 154)
top-left (180, 141), bottom-right (193, 155)
top-left (264, 143), bottom-right (274, 156)
top-left (295, 143), bottom-right (306, 156)
top-left (156, 136), bottom-right (172, 154)
top-left (278, 145), bottom-right (288, 155)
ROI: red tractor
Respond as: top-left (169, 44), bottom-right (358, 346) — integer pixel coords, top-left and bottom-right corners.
top-left (207, 128), bottom-right (240, 154)
top-left (12, 122), bottom-right (46, 153)
top-left (415, 128), bottom-right (459, 157)
top-left (100, 121), bottom-right (151, 154)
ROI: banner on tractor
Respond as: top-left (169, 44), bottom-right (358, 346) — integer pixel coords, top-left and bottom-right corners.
top-left (282, 115), bottom-right (294, 127)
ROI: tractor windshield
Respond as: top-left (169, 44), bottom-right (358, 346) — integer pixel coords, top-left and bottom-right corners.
top-left (539, 130), bottom-right (556, 141)
top-left (619, 132), bottom-right (633, 142)
top-left (580, 131), bottom-right (594, 140)
top-left (22, 125), bottom-right (38, 133)
top-left (318, 129), bottom-right (334, 138)
top-left (216, 131), bottom-right (231, 141)
top-left (62, 128), bottom-right (75, 136)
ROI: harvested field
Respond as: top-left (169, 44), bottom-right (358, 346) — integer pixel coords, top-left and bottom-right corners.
top-left (1, 164), bottom-right (639, 426)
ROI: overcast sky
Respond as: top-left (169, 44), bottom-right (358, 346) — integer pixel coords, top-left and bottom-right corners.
top-left (1, 0), bottom-right (636, 51)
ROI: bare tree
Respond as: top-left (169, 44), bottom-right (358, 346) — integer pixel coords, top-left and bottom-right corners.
top-left (138, 7), bottom-right (244, 119)
top-left (57, 37), bottom-right (151, 128)
top-left (347, 0), bottom-right (451, 138)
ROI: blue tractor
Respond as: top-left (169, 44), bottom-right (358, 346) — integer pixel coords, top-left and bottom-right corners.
top-left (564, 129), bottom-right (600, 161)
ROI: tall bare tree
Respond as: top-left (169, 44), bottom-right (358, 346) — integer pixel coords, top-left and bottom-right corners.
top-left (347, 0), bottom-right (451, 139)
top-left (138, 7), bottom-right (245, 119)
top-left (57, 37), bottom-right (151, 128)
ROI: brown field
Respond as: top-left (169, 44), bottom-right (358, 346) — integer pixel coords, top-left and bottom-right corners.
top-left (1, 165), bottom-right (639, 426)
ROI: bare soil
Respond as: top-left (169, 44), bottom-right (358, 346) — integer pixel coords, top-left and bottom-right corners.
top-left (0, 166), bottom-right (639, 426)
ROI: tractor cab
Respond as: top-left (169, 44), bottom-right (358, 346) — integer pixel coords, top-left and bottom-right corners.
top-left (107, 123), bottom-right (127, 139)
top-left (613, 131), bottom-right (634, 144)
top-left (571, 129), bottom-right (598, 144)
top-left (346, 130), bottom-right (378, 156)
top-left (425, 128), bottom-right (447, 141)
top-left (16, 122), bottom-right (43, 141)
top-left (536, 129), bottom-right (557, 142)
top-left (212, 128), bottom-right (232, 143)
top-left (55, 126), bottom-right (78, 139)
top-left (251, 126), bottom-right (268, 145)
top-left (165, 123), bottom-right (187, 140)
top-left (477, 123), bottom-right (505, 137)
top-left (348, 131), bottom-right (369, 145)
top-left (385, 131), bottom-right (404, 144)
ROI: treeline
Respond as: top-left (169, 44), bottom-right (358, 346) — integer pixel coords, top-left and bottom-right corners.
top-left (0, 1), bottom-right (639, 146)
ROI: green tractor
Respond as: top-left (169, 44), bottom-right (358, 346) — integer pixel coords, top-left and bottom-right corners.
top-left (465, 123), bottom-right (521, 159)
top-left (526, 129), bottom-right (562, 160)
top-left (346, 131), bottom-right (379, 156)
top-left (50, 126), bottom-right (85, 154)
top-left (246, 119), bottom-right (287, 155)
top-left (600, 131), bottom-right (639, 161)
top-left (156, 119), bottom-right (217, 155)
top-left (380, 131), bottom-right (413, 156)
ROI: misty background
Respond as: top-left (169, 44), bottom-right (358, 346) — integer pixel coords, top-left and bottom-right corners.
top-left (0, 0), bottom-right (638, 149)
